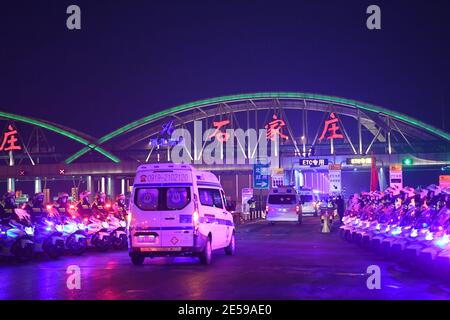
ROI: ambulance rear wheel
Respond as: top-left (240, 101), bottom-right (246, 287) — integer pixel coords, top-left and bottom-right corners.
top-left (199, 238), bottom-right (212, 265)
top-left (224, 233), bottom-right (235, 256)
top-left (131, 254), bottom-right (145, 266)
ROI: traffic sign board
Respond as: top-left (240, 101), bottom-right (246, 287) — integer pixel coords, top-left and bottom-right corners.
top-left (439, 175), bottom-right (450, 188)
top-left (389, 164), bottom-right (403, 189)
top-left (253, 163), bottom-right (270, 189)
top-left (300, 158), bottom-right (328, 167)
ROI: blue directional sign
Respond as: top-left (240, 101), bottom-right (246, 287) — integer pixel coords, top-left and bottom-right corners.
top-left (253, 163), bottom-right (270, 189)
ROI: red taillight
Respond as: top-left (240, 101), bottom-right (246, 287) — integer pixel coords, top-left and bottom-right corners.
top-left (46, 205), bottom-right (52, 210)
top-left (266, 205), bottom-right (269, 212)
top-left (72, 215), bottom-right (76, 219)
top-left (105, 203), bottom-right (111, 209)
top-left (296, 205), bottom-right (300, 213)
top-left (69, 205), bottom-right (75, 210)
top-left (312, 201), bottom-right (317, 208)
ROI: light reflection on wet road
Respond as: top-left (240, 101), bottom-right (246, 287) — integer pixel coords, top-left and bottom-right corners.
top-left (0, 217), bottom-right (449, 299)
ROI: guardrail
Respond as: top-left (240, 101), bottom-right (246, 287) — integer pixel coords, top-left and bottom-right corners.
top-left (231, 210), bottom-right (265, 226)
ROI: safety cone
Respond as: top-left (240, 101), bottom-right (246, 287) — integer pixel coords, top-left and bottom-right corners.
top-left (322, 215), bottom-right (330, 233)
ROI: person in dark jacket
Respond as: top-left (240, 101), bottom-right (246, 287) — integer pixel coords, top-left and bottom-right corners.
top-left (336, 195), bottom-right (345, 223)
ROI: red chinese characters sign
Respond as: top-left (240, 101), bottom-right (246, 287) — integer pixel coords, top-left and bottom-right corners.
top-left (208, 120), bottom-right (231, 142)
top-left (319, 113), bottom-right (344, 142)
top-left (265, 115), bottom-right (289, 141)
top-left (0, 125), bottom-right (22, 152)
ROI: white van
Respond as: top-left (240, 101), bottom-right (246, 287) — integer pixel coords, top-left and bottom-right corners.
top-left (265, 187), bottom-right (302, 223)
top-left (298, 188), bottom-right (319, 216)
top-left (128, 163), bottom-right (236, 265)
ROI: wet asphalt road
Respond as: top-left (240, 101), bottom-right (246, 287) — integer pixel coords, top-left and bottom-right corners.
top-left (1, 217), bottom-right (449, 300)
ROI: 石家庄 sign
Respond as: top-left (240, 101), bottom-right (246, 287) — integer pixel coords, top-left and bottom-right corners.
top-left (0, 125), bottom-right (22, 153)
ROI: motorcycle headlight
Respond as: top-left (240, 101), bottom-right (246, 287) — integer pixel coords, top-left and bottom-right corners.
top-left (435, 235), bottom-right (450, 248)
top-left (120, 221), bottom-right (126, 228)
top-left (392, 227), bottom-right (402, 236)
top-left (101, 221), bottom-right (109, 229)
top-left (25, 227), bottom-right (34, 236)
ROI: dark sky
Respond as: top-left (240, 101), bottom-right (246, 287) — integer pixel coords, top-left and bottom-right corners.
top-left (1, 0), bottom-right (449, 138)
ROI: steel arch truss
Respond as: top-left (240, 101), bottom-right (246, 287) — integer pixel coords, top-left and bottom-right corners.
top-left (0, 111), bottom-right (120, 163)
top-left (64, 92), bottom-right (450, 163)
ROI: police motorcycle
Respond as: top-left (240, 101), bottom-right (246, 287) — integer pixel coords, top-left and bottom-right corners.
top-left (368, 188), bottom-right (403, 252)
top-left (411, 189), bottom-right (450, 267)
top-left (340, 193), bottom-right (363, 239)
top-left (351, 192), bottom-right (385, 246)
top-left (381, 187), bottom-right (418, 257)
top-left (386, 189), bottom-right (429, 257)
top-left (24, 193), bottom-right (65, 259)
top-left (342, 190), bottom-right (389, 245)
top-left (426, 189), bottom-right (450, 240)
top-left (433, 214), bottom-right (450, 273)
top-left (402, 186), bottom-right (445, 260)
top-left (0, 192), bottom-right (34, 262)
top-left (76, 191), bottom-right (112, 252)
top-left (52, 192), bottom-right (88, 255)
top-left (106, 194), bottom-right (128, 250)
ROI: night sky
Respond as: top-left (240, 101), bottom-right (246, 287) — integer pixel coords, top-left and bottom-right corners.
top-left (1, 0), bottom-right (449, 138)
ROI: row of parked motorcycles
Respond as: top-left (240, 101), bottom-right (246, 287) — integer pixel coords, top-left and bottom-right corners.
top-left (340, 184), bottom-right (450, 275)
top-left (0, 191), bottom-right (129, 262)
top-left (340, 185), bottom-right (450, 275)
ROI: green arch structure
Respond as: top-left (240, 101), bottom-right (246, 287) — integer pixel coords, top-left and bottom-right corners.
top-left (0, 111), bottom-right (120, 163)
top-left (66, 92), bottom-right (450, 164)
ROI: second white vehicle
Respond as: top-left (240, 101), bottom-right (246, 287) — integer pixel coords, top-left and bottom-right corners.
top-left (265, 187), bottom-right (302, 223)
top-left (128, 163), bottom-right (236, 265)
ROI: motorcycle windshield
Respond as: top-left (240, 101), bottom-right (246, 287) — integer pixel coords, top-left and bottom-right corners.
top-left (399, 207), bottom-right (416, 226)
top-left (430, 207), bottom-right (450, 230)
top-left (378, 206), bottom-right (394, 223)
top-left (414, 208), bottom-right (435, 229)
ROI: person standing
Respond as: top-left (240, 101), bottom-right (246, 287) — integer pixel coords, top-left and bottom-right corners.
top-left (336, 195), bottom-right (345, 223)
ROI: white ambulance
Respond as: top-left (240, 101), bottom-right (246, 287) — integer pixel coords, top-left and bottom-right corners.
top-left (265, 187), bottom-right (302, 223)
top-left (128, 163), bottom-right (236, 265)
